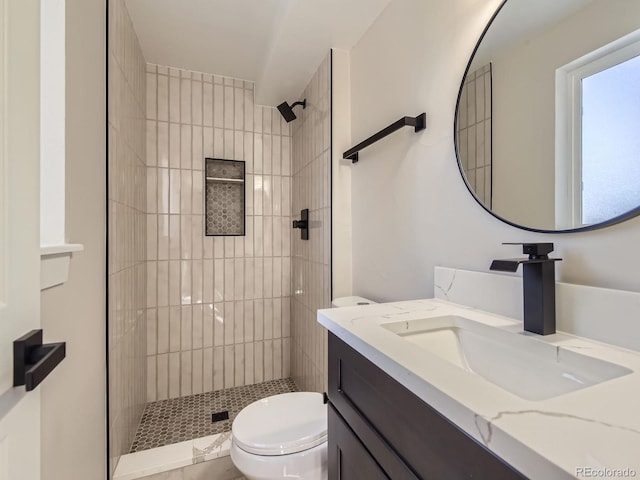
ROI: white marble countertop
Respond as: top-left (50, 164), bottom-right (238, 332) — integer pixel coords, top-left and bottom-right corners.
top-left (318, 298), bottom-right (640, 480)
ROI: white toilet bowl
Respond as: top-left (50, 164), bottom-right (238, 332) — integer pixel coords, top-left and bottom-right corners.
top-left (230, 392), bottom-right (328, 480)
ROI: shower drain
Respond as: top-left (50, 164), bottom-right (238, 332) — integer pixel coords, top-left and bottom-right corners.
top-left (211, 410), bottom-right (230, 423)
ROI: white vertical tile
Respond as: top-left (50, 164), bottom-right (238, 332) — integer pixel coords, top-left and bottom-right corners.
top-left (234, 343), bottom-right (244, 387)
top-left (192, 80), bottom-right (202, 126)
top-left (146, 72), bottom-right (157, 120)
top-left (264, 298), bottom-right (273, 340)
top-left (192, 126), bottom-right (203, 168)
top-left (169, 76), bottom-right (180, 123)
top-left (147, 356), bottom-right (157, 402)
top-left (254, 299), bottom-right (264, 341)
top-left (180, 78), bottom-right (191, 124)
top-left (264, 340), bottom-right (273, 381)
top-left (203, 82), bottom-right (213, 127)
top-left (214, 259), bottom-right (224, 302)
top-left (224, 259), bottom-right (235, 301)
top-left (192, 170), bottom-right (203, 215)
top-left (157, 122), bottom-right (169, 167)
top-left (263, 134), bottom-right (272, 174)
top-left (169, 352), bottom-right (181, 398)
top-left (224, 86), bottom-right (234, 129)
top-left (157, 75), bottom-right (169, 121)
top-left (224, 345), bottom-right (234, 388)
top-left (203, 259), bottom-right (214, 304)
top-left (224, 301), bottom-right (234, 345)
top-left (169, 124), bottom-right (181, 168)
top-left (180, 305), bottom-right (192, 352)
top-left (224, 129), bottom-right (234, 159)
top-left (263, 108), bottom-right (272, 134)
top-left (157, 214), bottom-right (169, 260)
top-left (244, 342), bottom-right (254, 385)
top-left (262, 175), bottom-right (272, 216)
top-left (192, 259), bottom-right (203, 304)
top-left (244, 258), bottom-right (255, 300)
top-left (254, 341), bottom-right (264, 383)
top-left (263, 217), bottom-right (273, 257)
top-left (203, 304), bottom-right (214, 349)
top-left (254, 134), bottom-right (263, 174)
top-left (169, 168), bottom-right (182, 214)
top-left (234, 300), bottom-right (244, 344)
top-left (213, 84), bottom-right (224, 128)
top-left (192, 304), bottom-right (203, 349)
top-left (234, 87), bottom-right (244, 131)
top-left (169, 260), bottom-right (181, 306)
top-left (234, 258), bottom-right (244, 300)
top-left (179, 350), bottom-right (192, 396)
top-left (169, 305), bottom-right (181, 352)
top-left (180, 215), bottom-right (191, 260)
top-left (146, 308), bottom-right (157, 355)
top-left (203, 347), bottom-right (213, 392)
top-left (146, 120), bottom-right (157, 166)
top-left (147, 260), bottom-right (157, 308)
top-left (169, 214), bottom-right (180, 259)
top-left (213, 303), bottom-right (224, 347)
top-left (157, 353), bottom-right (169, 400)
top-left (254, 258), bottom-right (264, 301)
top-left (272, 135), bottom-right (281, 175)
top-left (273, 257), bottom-right (282, 302)
top-left (180, 125), bottom-right (192, 170)
top-left (192, 349), bottom-right (203, 395)
top-left (273, 338), bottom-right (282, 379)
top-left (157, 261), bottom-right (169, 307)
top-left (203, 126), bottom-right (213, 158)
top-left (213, 128), bottom-right (224, 157)
top-left (213, 346), bottom-right (224, 390)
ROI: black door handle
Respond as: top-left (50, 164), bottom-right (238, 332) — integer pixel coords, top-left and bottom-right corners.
top-left (14, 330), bottom-right (66, 391)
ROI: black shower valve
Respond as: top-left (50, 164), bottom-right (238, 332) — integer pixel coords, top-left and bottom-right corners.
top-left (293, 209), bottom-right (309, 240)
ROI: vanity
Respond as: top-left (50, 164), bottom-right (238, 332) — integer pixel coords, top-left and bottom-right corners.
top-left (319, 294), bottom-right (640, 479)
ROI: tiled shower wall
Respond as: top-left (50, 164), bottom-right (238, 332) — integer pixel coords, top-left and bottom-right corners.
top-left (457, 63), bottom-right (492, 208)
top-left (145, 64), bottom-right (293, 401)
top-left (107, 0), bottom-right (147, 473)
top-left (291, 52), bottom-right (332, 392)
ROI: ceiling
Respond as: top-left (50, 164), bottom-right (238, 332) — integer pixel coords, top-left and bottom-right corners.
top-left (124, 0), bottom-right (392, 106)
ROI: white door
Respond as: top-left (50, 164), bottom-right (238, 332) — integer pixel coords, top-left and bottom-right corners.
top-left (0, 0), bottom-right (42, 479)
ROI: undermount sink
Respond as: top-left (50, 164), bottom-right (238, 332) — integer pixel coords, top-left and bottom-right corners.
top-left (381, 315), bottom-right (632, 401)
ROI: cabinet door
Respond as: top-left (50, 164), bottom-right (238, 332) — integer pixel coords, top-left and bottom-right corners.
top-left (329, 404), bottom-right (389, 480)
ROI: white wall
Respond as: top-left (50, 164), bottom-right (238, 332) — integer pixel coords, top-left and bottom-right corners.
top-left (331, 48), bottom-right (353, 299)
top-left (40, 0), bottom-right (107, 478)
top-left (349, 0), bottom-right (640, 308)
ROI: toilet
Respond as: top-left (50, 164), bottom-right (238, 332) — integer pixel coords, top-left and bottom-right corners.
top-left (230, 296), bottom-right (375, 480)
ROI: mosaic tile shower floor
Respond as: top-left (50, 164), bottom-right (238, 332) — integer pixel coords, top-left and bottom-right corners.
top-left (130, 378), bottom-right (298, 452)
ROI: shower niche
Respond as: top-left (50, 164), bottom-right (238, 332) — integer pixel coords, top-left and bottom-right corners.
top-left (204, 158), bottom-right (245, 236)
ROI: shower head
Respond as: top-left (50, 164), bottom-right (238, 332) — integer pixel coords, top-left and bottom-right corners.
top-left (277, 99), bottom-right (306, 123)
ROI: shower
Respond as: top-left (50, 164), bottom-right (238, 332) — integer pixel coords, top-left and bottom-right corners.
top-left (277, 99), bottom-right (306, 122)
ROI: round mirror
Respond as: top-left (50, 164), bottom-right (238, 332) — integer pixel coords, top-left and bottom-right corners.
top-left (455, 0), bottom-right (640, 232)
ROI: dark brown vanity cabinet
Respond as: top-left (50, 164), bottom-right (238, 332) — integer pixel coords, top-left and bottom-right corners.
top-left (327, 333), bottom-right (527, 480)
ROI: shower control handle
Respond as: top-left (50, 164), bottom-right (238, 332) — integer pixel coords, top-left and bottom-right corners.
top-left (293, 209), bottom-right (309, 240)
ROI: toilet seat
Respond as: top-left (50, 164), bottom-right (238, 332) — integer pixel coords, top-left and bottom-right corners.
top-left (232, 392), bottom-right (327, 456)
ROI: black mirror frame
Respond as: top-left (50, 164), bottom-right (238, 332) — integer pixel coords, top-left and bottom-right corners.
top-left (453, 0), bottom-right (640, 234)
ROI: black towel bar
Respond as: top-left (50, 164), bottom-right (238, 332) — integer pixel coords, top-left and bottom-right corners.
top-left (343, 113), bottom-right (426, 163)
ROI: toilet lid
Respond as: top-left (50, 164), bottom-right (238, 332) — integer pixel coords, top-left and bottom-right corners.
top-left (232, 392), bottom-right (327, 456)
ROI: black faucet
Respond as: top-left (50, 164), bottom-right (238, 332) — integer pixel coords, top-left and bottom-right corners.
top-left (490, 243), bottom-right (562, 335)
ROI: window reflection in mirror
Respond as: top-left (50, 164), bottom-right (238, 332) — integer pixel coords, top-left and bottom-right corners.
top-left (455, 0), bottom-right (640, 232)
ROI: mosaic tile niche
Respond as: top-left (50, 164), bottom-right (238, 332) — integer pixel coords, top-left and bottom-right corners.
top-left (205, 158), bottom-right (245, 236)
